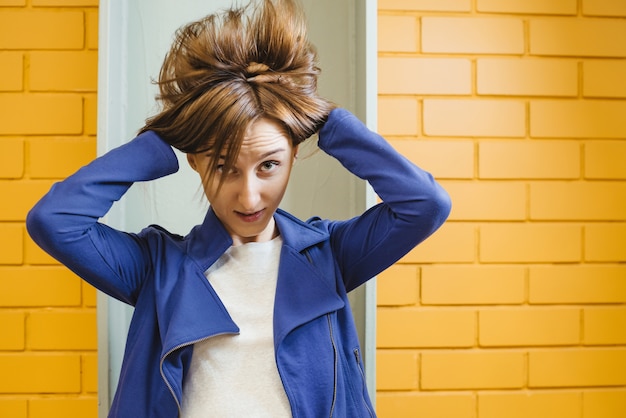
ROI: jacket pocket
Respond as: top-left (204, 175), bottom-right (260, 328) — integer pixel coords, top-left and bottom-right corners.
top-left (353, 347), bottom-right (375, 418)
top-left (327, 314), bottom-right (338, 417)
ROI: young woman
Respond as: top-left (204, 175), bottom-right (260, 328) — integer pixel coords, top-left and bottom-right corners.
top-left (27, 0), bottom-right (451, 416)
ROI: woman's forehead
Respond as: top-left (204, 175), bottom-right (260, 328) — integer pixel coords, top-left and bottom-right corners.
top-left (242, 118), bottom-right (291, 146)
top-left (198, 117), bottom-right (293, 161)
top-left (233, 121), bottom-right (291, 161)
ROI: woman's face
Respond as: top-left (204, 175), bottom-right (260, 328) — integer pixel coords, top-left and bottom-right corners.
top-left (187, 118), bottom-right (297, 246)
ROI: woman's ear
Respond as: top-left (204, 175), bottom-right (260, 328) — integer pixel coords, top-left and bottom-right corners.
top-left (292, 145), bottom-right (299, 165)
top-left (187, 153), bottom-right (198, 172)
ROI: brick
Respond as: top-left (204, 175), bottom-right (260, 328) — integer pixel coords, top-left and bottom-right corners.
top-left (479, 140), bottom-right (580, 179)
top-left (30, 51), bottom-right (98, 92)
top-left (583, 0), bottom-right (626, 17)
top-left (0, 94), bottom-right (83, 135)
top-left (32, 0), bottom-right (98, 5)
top-left (479, 392), bottom-right (581, 418)
top-left (377, 393), bottom-right (475, 418)
top-left (529, 349), bottom-right (626, 387)
top-left (0, 223), bottom-right (23, 265)
top-left (531, 100), bottom-right (626, 139)
top-left (24, 234), bottom-right (60, 265)
top-left (377, 308), bottom-right (475, 348)
top-left (585, 224), bottom-right (626, 262)
top-left (379, 58), bottom-right (471, 95)
top-left (584, 60), bottom-right (626, 98)
top-left (29, 137), bottom-right (96, 179)
top-left (0, 311), bottom-right (25, 350)
top-left (83, 353), bottom-right (98, 393)
top-left (0, 11), bottom-right (83, 50)
top-left (378, 97), bottom-right (419, 136)
top-left (583, 390), bottom-right (626, 418)
top-left (378, 15), bottom-right (418, 53)
top-left (530, 18), bottom-right (626, 57)
top-left (0, 267), bottom-right (82, 307)
top-left (0, 399), bottom-right (27, 418)
top-left (422, 265), bottom-right (525, 305)
top-left (530, 182), bottom-right (626, 221)
top-left (586, 141), bottom-right (626, 179)
top-left (0, 180), bottom-right (54, 221)
top-left (480, 223), bottom-right (581, 263)
top-left (401, 223), bottom-right (475, 263)
top-left (0, 0), bottom-right (26, 5)
top-left (377, 265), bottom-right (418, 306)
top-left (477, 0), bottom-right (577, 14)
top-left (83, 281), bottom-right (97, 307)
top-left (584, 307), bottom-right (626, 345)
top-left (84, 94), bottom-right (98, 136)
top-left (422, 351), bottom-right (524, 390)
top-left (479, 308), bottom-right (580, 347)
top-left (30, 398), bottom-right (98, 418)
top-left (28, 310), bottom-right (97, 350)
top-left (0, 52), bottom-right (23, 91)
top-left (0, 138), bottom-right (24, 179)
top-left (0, 354), bottom-right (81, 393)
top-left (424, 99), bottom-right (525, 137)
top-left (422, 17), bottom-right (524, 54)
top-left (377, 350), bottom-right (418, 390)
top-left (378, 0), bottom-right (470, 12)
top-left (477, 58), bottom-right (578, 97)
top-left (390, 139), bottom-right (474, 179)
top-left (530, 265), bottom-right (626, 304)
top-left (441, 180), bottom-right (526, 221)
top-left (86, 10), bottom-right (99, 50)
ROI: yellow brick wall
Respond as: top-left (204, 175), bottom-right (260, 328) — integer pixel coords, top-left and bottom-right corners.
top-left (376, 1), bottom-right (626, 417)
top-left (0, 0), bottom-right (99, 417)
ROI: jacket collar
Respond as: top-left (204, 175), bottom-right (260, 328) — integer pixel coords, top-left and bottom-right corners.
top-left (185, 207), bottom-right (233, 272)
top-left (274, 208), bottom-right (328, 250)
top-left (186, 208), bottom-right (328, 269)
top-left (162, 208), bottom-right (344, 353)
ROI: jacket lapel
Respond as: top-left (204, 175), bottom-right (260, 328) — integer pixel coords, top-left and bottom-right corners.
top-left (158, 208), bottom-right (237, 356)
top-left (160, 208), bottom-right (346, 355)
top-left (273, 210), bottom-right (346, 347)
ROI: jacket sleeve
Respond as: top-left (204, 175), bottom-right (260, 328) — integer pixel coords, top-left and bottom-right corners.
top-left (317, 108), bottom-right (451, 292)
top-left (26, 131), bottom-right (180, 305)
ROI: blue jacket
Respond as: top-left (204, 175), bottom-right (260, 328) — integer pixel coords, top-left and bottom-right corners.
top-left (27, 108), bottom-right (451, 417)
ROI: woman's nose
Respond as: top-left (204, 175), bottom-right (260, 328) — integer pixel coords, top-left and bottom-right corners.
top-left (238, 174), bottom-right (261, 211)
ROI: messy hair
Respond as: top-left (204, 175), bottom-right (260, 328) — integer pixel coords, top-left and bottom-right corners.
top-left (140, 0), bottom-right (335, 187)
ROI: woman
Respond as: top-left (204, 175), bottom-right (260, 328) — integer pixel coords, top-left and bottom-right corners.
top-left (27, 0), bottom-right (451, 416)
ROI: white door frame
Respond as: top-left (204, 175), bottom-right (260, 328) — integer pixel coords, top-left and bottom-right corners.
top-left (96, 1), bottom-right (377, 415)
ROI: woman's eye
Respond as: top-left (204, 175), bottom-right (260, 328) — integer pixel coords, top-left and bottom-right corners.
top-left (216, 164), bottom-right (236, 175)
top-left (260, 161), bottom-right (279, 172)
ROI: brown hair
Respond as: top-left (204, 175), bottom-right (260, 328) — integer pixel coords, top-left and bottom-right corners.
top-left (140, 0), bottom-right (335, 187)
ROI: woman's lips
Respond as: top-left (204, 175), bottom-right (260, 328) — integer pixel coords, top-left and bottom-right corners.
top-left (235, 209), bottom-right (265, 223)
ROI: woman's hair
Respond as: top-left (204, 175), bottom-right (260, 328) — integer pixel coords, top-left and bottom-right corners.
top-left (140, 0), bottom-right (335, 187)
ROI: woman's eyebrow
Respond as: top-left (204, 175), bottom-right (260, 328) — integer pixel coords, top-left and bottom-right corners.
top-left (214, 148), bottom-right (287, 161)
top-left (259, 148), bottom-right (287, 159)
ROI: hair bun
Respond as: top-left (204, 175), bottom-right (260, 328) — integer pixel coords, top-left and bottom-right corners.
top-left (246, 62), bottom-right (270, 75)
top-left (246, 62), bottom-right (280, 83)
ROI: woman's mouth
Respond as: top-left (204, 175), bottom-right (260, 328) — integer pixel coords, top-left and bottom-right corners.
top-left (235, 209), bottom-right (265, 223)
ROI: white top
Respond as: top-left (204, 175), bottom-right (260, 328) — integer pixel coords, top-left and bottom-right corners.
top-left (181, 236), bottom-right (292, 418)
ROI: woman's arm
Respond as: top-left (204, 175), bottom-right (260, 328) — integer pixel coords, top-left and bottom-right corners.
top-left (317, 108), bottom-right (451, 292)
top-left (26, 131), bottom-right (179, 305)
